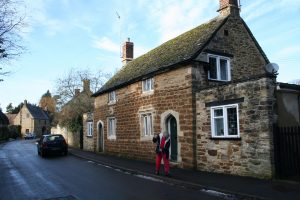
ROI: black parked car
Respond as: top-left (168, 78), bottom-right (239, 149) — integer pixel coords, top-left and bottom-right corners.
top-left (37, 134), bottom-right (68, 157)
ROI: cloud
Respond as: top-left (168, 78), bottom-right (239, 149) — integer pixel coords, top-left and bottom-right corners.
top-left (146, 0), bottom-right (216, 43)
top-left (93, 37), bottom-right (120, 53)
top-left (243, 0), bottom-right (300, 22)
top-left (271, 46), bottom-right (300, 64)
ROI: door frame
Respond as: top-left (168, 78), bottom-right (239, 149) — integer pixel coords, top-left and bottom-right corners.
top-left (97, 120), bottom-right (104, 152)
top-left (161, 110), bottom-right (181, 163)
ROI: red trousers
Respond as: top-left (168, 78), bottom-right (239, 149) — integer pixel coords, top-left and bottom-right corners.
top-left (155, 153), bottom-right (170, 173)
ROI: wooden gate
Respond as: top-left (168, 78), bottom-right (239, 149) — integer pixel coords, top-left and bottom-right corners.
top-left (273, 125), bottom-right (300, 181)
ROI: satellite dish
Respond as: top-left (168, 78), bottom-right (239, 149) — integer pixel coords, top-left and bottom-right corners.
top-left (265, 63), bottom-right (279, 74)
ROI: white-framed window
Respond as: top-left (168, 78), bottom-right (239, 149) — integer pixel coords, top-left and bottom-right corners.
top-left (142, 78), bottom-right (154, 92)
top-left (208, 55), bottom-right (231, 81)
top-left (108, 91), bottom-right (116, 103)
top-left (87, 122), bottom-right (93, 137)
top-left (211, 104), bottom-right (239, 138)
top-left (107, 117), bottom-right (116, 140)
top-left (141, 113), bottom-right (153, 137)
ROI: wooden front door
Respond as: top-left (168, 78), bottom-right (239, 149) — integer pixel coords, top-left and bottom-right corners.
top-left (168, 116), bottom-right (178, 162)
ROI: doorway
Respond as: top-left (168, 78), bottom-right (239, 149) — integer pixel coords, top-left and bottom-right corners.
top-left (98, 122), bottom-right (104, 152)
top-left (167, 115), bottom-right (178, 162)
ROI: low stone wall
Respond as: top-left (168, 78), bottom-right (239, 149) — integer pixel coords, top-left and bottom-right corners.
top-left (196, 77), bottom-right (276, 179)
top-left (51, 126), bottom-right (80, 148)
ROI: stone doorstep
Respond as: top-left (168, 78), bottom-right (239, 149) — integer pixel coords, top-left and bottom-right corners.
top-left (69, 150), bottom-right (266, 200)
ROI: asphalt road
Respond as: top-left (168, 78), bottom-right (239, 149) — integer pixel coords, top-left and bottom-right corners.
top-left (0, 140), bottom-right (225, 200)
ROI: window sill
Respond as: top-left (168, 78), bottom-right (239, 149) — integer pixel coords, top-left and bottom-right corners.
top-left (108, 101), bottom-right (116, 106)
top-left (140, 136), bottom-right (154, 141)
top-left (208, 79), bottom-right (231, 83)
top-left (86, 135), bottom-right (93, 138)
top-left (107, 136), bottom-right (116, 140)
top-left (141, 90), bottom-right (154, 96)
top-left (210, 137), bottom-right (241, 140)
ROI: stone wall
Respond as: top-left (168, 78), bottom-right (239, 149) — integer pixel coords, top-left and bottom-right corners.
top-left (201, 16), bottom-right (268, 87)
top-left (196, 77), bottom-right (276, 178)
top-left (52, 125), bottom-right (80, 148)
top-left (83, 113), bottom-right (94, 151)
top-left (94, 65), bottom-right (195, 167)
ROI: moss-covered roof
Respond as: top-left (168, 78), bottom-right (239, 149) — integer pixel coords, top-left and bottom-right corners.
top-left (93, 16), bottom-right (228, 97)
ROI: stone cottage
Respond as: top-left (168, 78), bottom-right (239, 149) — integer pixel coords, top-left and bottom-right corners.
top-left (13, 100), bottom-right (50, 137)
top-left (56, 79), bottom-right (94, 149)
top-left (91, 0), bottom-right (276, 179)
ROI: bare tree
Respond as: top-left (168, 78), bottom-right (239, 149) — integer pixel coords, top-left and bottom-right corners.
top-left (54, 68), bottom-right (111, 131)
top-left (0, 0), bottom-right (26, 80)
top-left (54, 68), bottom-right (111, 110)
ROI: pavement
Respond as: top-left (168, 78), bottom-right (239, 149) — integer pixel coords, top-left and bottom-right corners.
top-left (69, 148), bottom-right (300, 200)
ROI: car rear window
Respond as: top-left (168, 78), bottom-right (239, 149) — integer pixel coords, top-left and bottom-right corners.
top-left (46, 135), bottom-right (64, 141)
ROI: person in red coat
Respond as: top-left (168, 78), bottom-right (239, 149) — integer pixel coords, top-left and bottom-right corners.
top-left (153, 131), bottom-right (170, 176)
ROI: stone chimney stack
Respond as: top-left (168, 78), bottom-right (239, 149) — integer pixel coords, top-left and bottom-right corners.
top-left (75, 89), bottom-right (80, 97)
top-left (83, 79), bottom-right (90, 92)
top-left (218, 0), bottom-right (240, 17)
top-left (122, 38), bottom-right (134, 66)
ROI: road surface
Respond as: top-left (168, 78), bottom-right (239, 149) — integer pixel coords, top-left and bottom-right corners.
top-left (0, 140), bottom-right (226, 200)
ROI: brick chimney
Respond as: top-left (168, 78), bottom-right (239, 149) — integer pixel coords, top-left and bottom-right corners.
top-left (122, 38), bottom-right (134, 66)
top-left (83, 79), bottom-right (90, 92)
top-left (218, 0), bottom-right (240, 17)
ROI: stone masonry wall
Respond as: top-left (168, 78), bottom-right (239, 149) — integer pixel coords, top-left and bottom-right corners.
top-left (93, 65), bottom-right (195, 168)
top-left (204, 16), bottom-right (267, 85)
top-left (83, 113), bottom-right (94, 151)
top-left (196, 77), bottom-right (276, 178)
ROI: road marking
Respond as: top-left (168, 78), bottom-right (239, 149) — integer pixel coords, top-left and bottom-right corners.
top-left (200, 189), bottom-right (238, 200)
top-left (135, 174), bottom-right (164, 183)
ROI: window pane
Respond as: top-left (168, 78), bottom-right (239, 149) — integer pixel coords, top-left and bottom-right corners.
top-left (150, 79), bottom-right (153, 90)
top-left (214, 109), bottom-right (223, 117)
top-left (227, 107), bottom-right (238, 135)
top-left (220, 59), bottom-right (228, 80)
top-left (143, 116), bottom-right (147, 136)
top-left (149, 115), bottom-right (152, 135)
top-left (214, 118), bottom-right (224, 136)
top-left (209, 57), bottom-right (217, 79)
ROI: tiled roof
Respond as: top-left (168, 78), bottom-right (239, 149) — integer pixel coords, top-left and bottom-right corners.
top-left (26, 104), bottom-right (49, 120)
top-left (93, 15), bottom-right (228, 97)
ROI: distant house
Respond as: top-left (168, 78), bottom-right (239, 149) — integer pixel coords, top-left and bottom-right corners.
top-left (6, 114), bottom-right (17, 125)
top-left (13, 100), bottom-right (50, 137)
top-left (55, 79), bottom-right (94, 149)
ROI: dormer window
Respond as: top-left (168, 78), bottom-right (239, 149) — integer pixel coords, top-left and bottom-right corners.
top-left (142, 78), bottom-right (154, 93)
top-left (108, 91), bottom-right (116, 103)
top-left (208, 55), bottom-right (231, 81)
